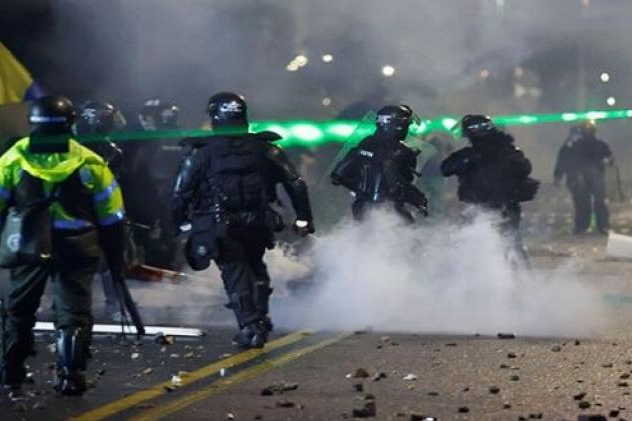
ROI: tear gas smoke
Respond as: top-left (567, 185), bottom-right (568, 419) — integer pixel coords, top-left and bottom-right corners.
top-left (272, 208), bottom-right (610, 337)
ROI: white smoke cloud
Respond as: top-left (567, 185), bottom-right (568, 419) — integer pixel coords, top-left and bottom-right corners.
top-left (272, 208), bottom-right (609, 337)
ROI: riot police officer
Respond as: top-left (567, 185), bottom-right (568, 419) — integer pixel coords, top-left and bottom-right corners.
top-left (127, 99), bottom-right (183, 269)
top-left (0, 96), bottom-right (126, 396)
top-left (76, 100), bottom-right (127, 319)
top-left (441, 115), bottom-right (538, 265)
top-left (330, 105), bottom-right (428, 222)
top-left (554, 120), bottom-right (613, 235)
top-left (171, 92), bottom-right (314, 349)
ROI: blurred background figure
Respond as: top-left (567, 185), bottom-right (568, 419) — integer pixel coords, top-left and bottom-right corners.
top-left (125, 98), bottom-right (184, 270)
top-left (553, 120), bottom-right (613, 235)
top-left (75, 100), bottom-right (127, 319)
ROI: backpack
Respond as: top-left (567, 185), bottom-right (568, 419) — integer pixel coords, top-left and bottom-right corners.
top-left (0, 174), bottom-right (58, 268)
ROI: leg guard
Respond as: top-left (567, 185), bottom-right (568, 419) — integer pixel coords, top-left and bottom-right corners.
top-left (1, 325), bottom-right (33, 388)
top-left (54, 327), bottom-right (88, 396)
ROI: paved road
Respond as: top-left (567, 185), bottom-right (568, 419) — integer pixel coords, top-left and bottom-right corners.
top-left (2, 235), bottom-right (632, 420)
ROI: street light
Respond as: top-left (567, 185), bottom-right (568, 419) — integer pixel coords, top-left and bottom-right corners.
top-left (382, 65), bottom-right (395, 77)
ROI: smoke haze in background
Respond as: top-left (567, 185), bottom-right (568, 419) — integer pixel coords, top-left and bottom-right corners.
top-left (4, 0), bottom-right (632, 179)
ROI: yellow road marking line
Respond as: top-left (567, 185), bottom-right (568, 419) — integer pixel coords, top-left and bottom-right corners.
top-left (129, 333), bottom-right (349, 421)
top-left (69, 331), bottom-right (311, 421)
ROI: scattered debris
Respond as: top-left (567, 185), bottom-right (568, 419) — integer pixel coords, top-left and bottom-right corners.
top-left (528, 414), bottom-right (543, 419)
top-left (457, 406), bottom-right (469, 413)
top-left (142, 368), bottom-right (153, 375)
top-left (578, 401), bottom-right (591, 409)
top-left (510, 375), bottom-right (520, 381)
top-left (276, 399), bottom-right (296, 408)
top-left (620, 373), bottom-right (630, 379)
top-left (617, 381), bottom-right (629, 387)
top-left (609, 409), bottom-right (620, 417)
top-left (497, 333), bottom-right (516, 339)
top-left (372, 372), bottom-right (387, 382)
top-left (601, 363), bottom-right (613, 368)
top-left (261, 382), bottom-right (299, 396)
top-left (551, 346), bottom-right (562, 352)
top-left (445, 343), bottom-right (457, 347)
top-left (427, 392), bottom-right (439, 396)
top-left (489, 386), bottom-right (500, 394)
top-left (171, 375), bottom-right (183, 387)
top-left (353, 383), bottom-right (364, 392)
top-left (503, 403), bottom-right (512, 409)
top-left (507, 352), bottom-right (517, 359)
top-left (573, 392), bottom-right (587, 400)
top-left (131, 353), bottom-right (140, 360)
top-left (226, 413), bottom-right (235, 420)
top-left (352, 368), bottom-right (370, 379)
top-left (575, 340), bottom-right (581, 346)
top-left (403, 374), bottom-right (417, 381)
top-left (169, 353), bottom-right (180, 359)
top-left (352, 394), bottom-right (376, 418)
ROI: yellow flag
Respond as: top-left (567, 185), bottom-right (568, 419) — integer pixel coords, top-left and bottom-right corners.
top-left (0, 42), bottom-right (38, 105)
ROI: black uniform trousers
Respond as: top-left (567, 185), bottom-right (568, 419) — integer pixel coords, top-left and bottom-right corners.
top-left (215, 226), bottom-right (272, 328)
top-left (567, 169), bottom-right (609, 233)
top-left (2, 230), bottom-right (99, 384)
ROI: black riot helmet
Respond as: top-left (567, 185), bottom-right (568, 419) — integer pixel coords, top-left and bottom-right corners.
top-left (375, 104), bottom-right (415, 141)
top-left (138, 98), bottom-right (180, 131)
top-left (461, 114), bottom-right (495, 140)
top-left (75, 100), bottom-right (127, 135)
top-left (578, 119), bottom-right (597, 137)
top-left (29, 95), bottom-right (76, 135)
top-left (207, 92), bottom-right (248, 129)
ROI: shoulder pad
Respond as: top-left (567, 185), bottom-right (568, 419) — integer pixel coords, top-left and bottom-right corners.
top-left (251, 131), bottom-right (282, 142)
top-left (179, 136), bottom-right (214, 148)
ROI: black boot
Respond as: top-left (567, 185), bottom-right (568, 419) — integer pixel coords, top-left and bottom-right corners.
top-left (249, 320), bottom-right (270, 349)
top-left (54, 328), bottom-right (88, 396)
top-left (232, 325), bottom-right (256, 349)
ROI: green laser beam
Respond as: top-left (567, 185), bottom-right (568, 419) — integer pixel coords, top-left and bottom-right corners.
top-left (49, 108), bottom-right (632, 149)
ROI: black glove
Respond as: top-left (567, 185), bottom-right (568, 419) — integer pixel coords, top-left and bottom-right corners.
top-left (97, 221), bottom-right (126, 282)
top-left (293, 219), bottom-right (315, 237)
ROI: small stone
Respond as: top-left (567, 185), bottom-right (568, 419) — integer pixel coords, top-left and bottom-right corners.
top-left (353, 383), bottom-right (364, 392)
top-left (131, 353), bottom-right (140, 360)
top-left (551, 346), bottom-right (562, 352)
top-left (458, 406), bottom-right (469, 413)
top-left (621, 374), bottom-right (631, 379)
top-left (617, 382), bottom-right (629, 387)
top-left (164, 385), bottom-right (176, 392)
top-left (503, 403), bottom-right (512, 409)
top-left (507, 352), bottom-right (517, 359)
top-left (445, 343), bottom-right (457, 347)
top-left (372, 372), bottom-right (387, 382)
top-left (529, 414), bottom-right (543, 419)
top-left (32, 401), bottom-right (45, 410)
top-left (184, 352), bottom-right (194, 359)
top-left (353, 330), bottom-right (367, 335)
top-left (462, 387), bottom-right (470, 392)
top-left (276, 399), bottom-right (295, 408)
top-left (602, 363), bottom-right (614, 368)
top-left (97, 369), bottom-right (106, 376)
top-left (409, 414), bottom-right (433, 421)
top-left (609, 410), bottom-right (620, 417)
top-left (403, 374), bottom-right (417, 381)
top-left (427, 391), bottom-right (439, 396)
top-left (575, 340), bottom-right (581, 346)
top-left (489, 386), bottom-right (500, 394)
top-left (169, 353), bottom-right (180, 359)
top-left (574, 392), bottom-right (587, 400)
top-left (352, 399), bottom-right (376, 418)
top-left (500, 364), bottom-right (510, 369)
top-left (380, 336), bottom-right (391, 343)
top-left (497, 333), bottom-right (516, 339)
top-left (510, 375), bottom-right (520, 381)
top-left (142, 368), bottom-right (153, 375)
top-left (353, 368), bottom-right (370, 378)
top-left (578, 401), bottom-right (591, 409)
top-left (226, 413), bottom-right (235, 420)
